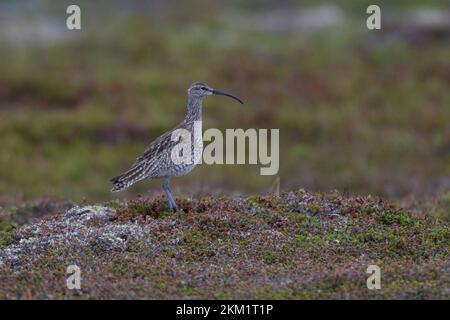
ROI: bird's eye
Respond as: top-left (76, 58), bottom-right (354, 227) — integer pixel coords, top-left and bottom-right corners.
top-left (201, 87), bottom-right (207, 90)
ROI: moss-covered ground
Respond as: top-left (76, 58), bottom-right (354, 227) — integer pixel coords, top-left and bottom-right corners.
top-left (0, 190), bottom-right (448, 299)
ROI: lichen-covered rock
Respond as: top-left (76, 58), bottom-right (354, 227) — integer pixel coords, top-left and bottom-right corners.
top-left (0, 205), bottom-right (154, 272)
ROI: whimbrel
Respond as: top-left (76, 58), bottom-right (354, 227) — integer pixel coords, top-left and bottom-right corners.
top-left (111, 83), bottom-right (243, 211)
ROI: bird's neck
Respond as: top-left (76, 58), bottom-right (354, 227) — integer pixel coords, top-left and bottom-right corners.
top-left (185, 97), bottom-right (202, 122)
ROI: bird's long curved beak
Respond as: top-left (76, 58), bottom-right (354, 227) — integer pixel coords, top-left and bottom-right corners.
top-left (211, 89), bottom-right (244, 104)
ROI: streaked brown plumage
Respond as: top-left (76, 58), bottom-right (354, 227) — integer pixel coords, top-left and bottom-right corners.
top-left (111, 82), bottom-right (243, 211)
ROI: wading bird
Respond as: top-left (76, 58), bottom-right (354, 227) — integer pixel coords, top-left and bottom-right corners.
top-left (111, 83), bottom-right (243, 211)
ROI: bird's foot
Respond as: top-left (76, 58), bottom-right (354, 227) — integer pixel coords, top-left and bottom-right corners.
top-left (168, 200), bottom-right (179, 212)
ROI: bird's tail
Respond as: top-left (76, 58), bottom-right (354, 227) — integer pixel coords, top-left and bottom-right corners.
top-left (111, 162), bottom-right (148, 192)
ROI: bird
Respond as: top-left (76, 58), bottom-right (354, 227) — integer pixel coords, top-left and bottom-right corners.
top-left (111, 82), bottom-right (243, 212)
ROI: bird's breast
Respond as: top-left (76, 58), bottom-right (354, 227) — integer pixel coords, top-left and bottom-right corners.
top-left (192, 121), bottom-right (203, 165)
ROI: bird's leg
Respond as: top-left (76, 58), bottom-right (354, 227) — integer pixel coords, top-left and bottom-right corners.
top-left (163, 177), bottom-right (178, 212)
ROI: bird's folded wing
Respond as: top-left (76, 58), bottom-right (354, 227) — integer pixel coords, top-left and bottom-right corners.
top-left (133, 131), bottom-right (178, 165)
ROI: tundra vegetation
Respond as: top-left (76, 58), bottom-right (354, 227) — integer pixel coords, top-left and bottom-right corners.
top-left (0, 190), bottom-right (448, 299)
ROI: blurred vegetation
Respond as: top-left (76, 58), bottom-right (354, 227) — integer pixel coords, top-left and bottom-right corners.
top-left (0, 0), bottom-right (449, 207)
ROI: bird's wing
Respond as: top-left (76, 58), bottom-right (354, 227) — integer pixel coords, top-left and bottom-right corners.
top-left (133, 130), bottom-right (177, 165)
top-left (134, 121), bottom-right (191, 166)
top-left (111, 131), bottom-right (179, 190)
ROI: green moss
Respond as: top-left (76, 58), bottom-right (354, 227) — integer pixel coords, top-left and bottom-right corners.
top-left (116, 199), bottom-right (173, 220)
top-left (0, 221), bottom-right (16, 249)
top-left (426, 225), bottom-right (450, 247)
top-left (379, 211), bottom-right (413, 227)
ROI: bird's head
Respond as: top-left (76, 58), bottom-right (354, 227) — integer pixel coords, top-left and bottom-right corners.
top-left (188, 82), bottom-right (243, 104)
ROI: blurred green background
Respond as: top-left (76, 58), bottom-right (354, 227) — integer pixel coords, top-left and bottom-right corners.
top-left (0, 0), bottom-right (449, 205)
